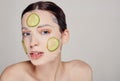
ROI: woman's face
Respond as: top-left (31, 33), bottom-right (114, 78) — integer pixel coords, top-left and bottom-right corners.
top-left (21, 10), bottom-right (68, 65)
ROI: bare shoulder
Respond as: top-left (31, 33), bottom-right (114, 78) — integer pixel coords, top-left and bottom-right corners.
top-left (70, 60), bottom-right (92, 71)
top-left (64, 60), bottom-right (93, 81)
top-left (0, 61), bottom-right (31, 81)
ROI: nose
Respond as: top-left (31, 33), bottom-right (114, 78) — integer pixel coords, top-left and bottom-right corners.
top-left (30, 35), bottom-right (39, 49)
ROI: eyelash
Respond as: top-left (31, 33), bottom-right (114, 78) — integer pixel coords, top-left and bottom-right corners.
top-left (39, 29), bottom-right (51, 35)
top-left (22, 32), bottom-right (31, 37)
top-left (22, 29), bottom-right (51, 37)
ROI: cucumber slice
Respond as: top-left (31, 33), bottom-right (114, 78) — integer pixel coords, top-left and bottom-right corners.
top-left (26, 13), bottom-right (40, 27)
top-left (47, 37), bottom-right (60, 52)
top-left (22, 40), bottom-right (27, 54)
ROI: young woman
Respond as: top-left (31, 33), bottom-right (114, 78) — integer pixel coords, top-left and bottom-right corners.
top-left (0, 1), bottom-right (92, 81)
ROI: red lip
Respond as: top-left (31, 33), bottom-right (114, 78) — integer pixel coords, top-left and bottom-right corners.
top-left (29, 51), bottom-right (44, 59)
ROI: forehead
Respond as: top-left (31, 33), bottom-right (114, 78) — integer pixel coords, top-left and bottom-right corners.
top-left (21, 10), bottom-right (58, 28)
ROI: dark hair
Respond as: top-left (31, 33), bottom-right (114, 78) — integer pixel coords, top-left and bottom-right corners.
top-left (21, 1), bottom-right (67, 32)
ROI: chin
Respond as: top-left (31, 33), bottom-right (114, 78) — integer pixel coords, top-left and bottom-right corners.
top-left (30, 58), bottom-right (54, 66)
top-left (30, 57), bottom-right (57, 66)
top-left (29, 52), bottom-right (60, 66)
top-left (30, 60), bottom-right (47, 66)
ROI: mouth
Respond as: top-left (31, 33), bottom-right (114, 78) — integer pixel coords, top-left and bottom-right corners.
top-left (29, 51), bottom-right (44, 59)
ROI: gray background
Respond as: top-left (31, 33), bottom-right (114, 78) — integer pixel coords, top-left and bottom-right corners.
top-left (0, 0), bottom-right (120, 81)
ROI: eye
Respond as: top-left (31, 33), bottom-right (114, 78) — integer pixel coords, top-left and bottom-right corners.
top-left (22, 32), bottom-right (31, 37)
top-left (41, 30), bottom-right (51, 35)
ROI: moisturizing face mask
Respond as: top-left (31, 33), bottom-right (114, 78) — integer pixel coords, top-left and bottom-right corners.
top-left (47, 37), bottom-right (60, 52)
top-left (26, 13), bottom-right (40, 27)
top-left (22, 40), bottom-right (27, 54)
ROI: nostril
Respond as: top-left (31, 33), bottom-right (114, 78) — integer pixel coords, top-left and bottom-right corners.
top-left (30, 44), bottom-right (38, 48)
top-left (30, 45), bottom-right (33, 48)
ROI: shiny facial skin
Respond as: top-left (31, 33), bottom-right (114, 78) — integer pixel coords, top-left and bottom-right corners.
top-left (47, 37), bottom-right (60, 52)
top-left (26, 13), bottom-right (40, 27)
top-left (21, 10), bottom-right (64, 65)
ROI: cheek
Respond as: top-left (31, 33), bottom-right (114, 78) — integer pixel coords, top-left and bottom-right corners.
top-left (47, 37), bottom-right (60, 52)
top-left (22, 40), bottom-right (28, 54)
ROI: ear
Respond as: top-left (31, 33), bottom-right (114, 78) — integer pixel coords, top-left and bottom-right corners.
top-left (61, 29), bottom-right (70, 44)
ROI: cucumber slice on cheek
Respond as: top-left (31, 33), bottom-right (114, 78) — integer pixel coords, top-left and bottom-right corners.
top-left (47, 37), bottom-right (60, 52)
top-left (22, 40), bottom-right (27, 54)
top-left (26, 13), bottom-right (40, 27)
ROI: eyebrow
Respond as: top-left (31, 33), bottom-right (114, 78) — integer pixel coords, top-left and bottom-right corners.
top-left (22, 24), bottom-right (54, 30)
top-left (37, 24), bottom-right (54, 28)
top-left (22, 27), bottom-right (28, 30)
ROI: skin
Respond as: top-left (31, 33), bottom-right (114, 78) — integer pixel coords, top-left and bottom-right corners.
top-left (0, 10), bottom-right (92, 81)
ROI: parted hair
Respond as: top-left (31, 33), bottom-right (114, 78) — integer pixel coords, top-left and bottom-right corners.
top-left (21, 1), bottom-right (67, 32)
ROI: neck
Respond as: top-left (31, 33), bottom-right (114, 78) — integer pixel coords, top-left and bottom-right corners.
top-left (34, 54), bottom-right (63, 81)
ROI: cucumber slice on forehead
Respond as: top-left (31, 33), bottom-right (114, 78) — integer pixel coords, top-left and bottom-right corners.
top-left (26, 13), bottom-right (40, 27)
top-left (47, 37), bottom-right (60, 52)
